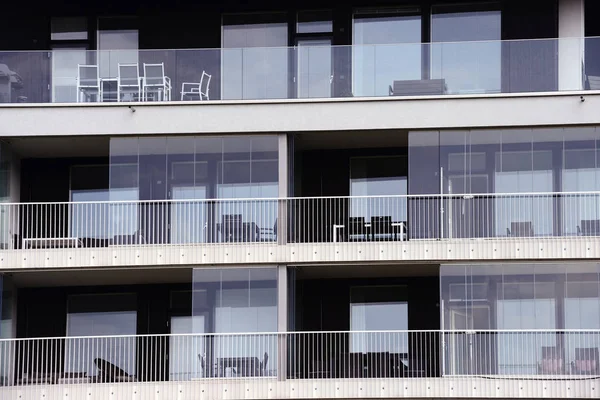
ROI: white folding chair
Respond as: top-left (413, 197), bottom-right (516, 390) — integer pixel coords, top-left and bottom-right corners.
top-left (143, 63), bottom-right (171, 101)
top-left (181, 71), bottom-right (211, 101)
top-left (77, 64), bottom-right (101, 103)
top-left (117, 63), bottom-right (141, 102)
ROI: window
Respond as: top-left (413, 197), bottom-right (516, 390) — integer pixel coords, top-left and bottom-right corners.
top-left (65, 294), bottom-right (137, 377)
top-left (222, 13), bottom-right (289, 100)
top-left (431, 3), bottom-right (501, 94)
top-left (192, 267), bottom-right (278, 377)
top-left (50, 17), bottom-right (90, 102)
top-left (70, 165), bottom-right (110, 239)
top-left (350, 286), bottom-right (408, 354)
top-left (353, 8), bottom-right (421, 96)
top-left (494, 150), bottom-right (553, 236)
top-left (350, 156), bottom-right (408, 223)
top-left (97, 17), bottom-right (139, 79)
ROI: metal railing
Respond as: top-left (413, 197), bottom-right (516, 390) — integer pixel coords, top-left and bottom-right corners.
top-left (0, 330), bottom-right (598, 388)
top-left (1, 192), bottom-right (599, 251)
top-left (0, 37), bottom-right (597, 104)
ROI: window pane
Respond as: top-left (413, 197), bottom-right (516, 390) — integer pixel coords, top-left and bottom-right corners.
top-left (192, 267), bottom-right (278, 377)
top-left (353, 10), bottom-right (421, 96)
top-left (98, 17), bottom-right (138, 79)
top-left (66, 294), bottom-right (137, 377)
top-left (350, 286), bottom-right (408, 354)
top-left (223, 14), bottom-right (288, 100)
top-left (431, 4), bottom-right (501, 94)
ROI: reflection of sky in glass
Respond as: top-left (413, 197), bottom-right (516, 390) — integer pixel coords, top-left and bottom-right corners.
top-left (431, 10), bottom-right (501, 94)
top-left (353, 16), bottom-right (421, 96)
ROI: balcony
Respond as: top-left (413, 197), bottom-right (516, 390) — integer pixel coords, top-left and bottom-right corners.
top-left (0, 37), bottom-right (598, 105)
top-left (0, 330), bottom-right (597, 399)
top-left (0, 192), bottom-right (599, 268)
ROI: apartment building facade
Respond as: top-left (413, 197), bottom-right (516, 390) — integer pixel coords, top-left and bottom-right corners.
top-left (0, 0), bottom-right (600, 399)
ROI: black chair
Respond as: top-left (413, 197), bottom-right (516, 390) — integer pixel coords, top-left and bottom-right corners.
top-left (348, 217), bottom-right (366, 241)
top-left (221, 214), bottom-right (243, 242)
top-left (371, 216), bottom-right (393, 240)
top-left (578, 220), bottom-right (600, 236)
top-left (507, 221), bottom-right (534, 237)
top-left (94, 358), bottom-right (135, 382)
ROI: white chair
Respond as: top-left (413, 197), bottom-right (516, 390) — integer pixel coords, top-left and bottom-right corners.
top-left (117, 63), bottom-right (141, 102)
top-left (181, 71), bottom-right (211, 101)
top-left (77, 64), bottom-right (101, 103)
top-left (143, 63), bottom-right (171, 101)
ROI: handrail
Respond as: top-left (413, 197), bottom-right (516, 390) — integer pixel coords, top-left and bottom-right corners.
top-left (3, 190), bottom-right (600, 206)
